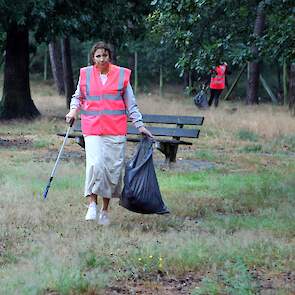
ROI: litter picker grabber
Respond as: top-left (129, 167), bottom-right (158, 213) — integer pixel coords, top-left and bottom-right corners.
top-left (42, 119), bottom-right (74, 199)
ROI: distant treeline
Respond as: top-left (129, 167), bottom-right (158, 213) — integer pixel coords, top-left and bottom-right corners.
top-left (0, 0), bottom-right (294, 119)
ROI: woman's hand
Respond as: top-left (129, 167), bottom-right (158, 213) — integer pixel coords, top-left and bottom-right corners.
top-left (138, 126), bottom-right (153, 138)
top-left (65, 109), bottom-right (78, 124)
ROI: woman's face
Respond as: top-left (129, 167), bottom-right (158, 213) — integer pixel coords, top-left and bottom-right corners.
top-left (93, 48), bottom-right (110, 70)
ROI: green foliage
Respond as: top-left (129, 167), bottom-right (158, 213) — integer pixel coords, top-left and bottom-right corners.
top-left (195, 149), bottom-right (219, 161)
top-left (0, 250), bottom-right (18, 265)
top-left (149, 0), bottom-right (257, 75)
top-left (193, 277), bottom-right (221, 295)
top-left (32, 139), bottom-right (50, 149)
top-left (194, 259), bottom-right (257, 295)
top-left (236, 129), bottom-right (260, 142)
top-left (271, 134), bottom-right (295, 152)
top-left (127, 253), bottom-right (164, 276)
top-left (53, 267), bottom-right (89, 295)
top-left (150, 0), bottom-right (294, 76)
top-left (263, 0), bottom-right (295, 63)
top-left (240, 144), bottom-right (263, 153)
top-left (237, 134), bottom-right (295, 154)
top-left (79, 250), bottom-right (112, 270)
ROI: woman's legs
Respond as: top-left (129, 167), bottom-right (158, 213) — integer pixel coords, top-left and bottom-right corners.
top-left (85, 193), bottom-right (98, 220)
top-left (88, 193), bottom-right (97, 204)
top-left (85, 194), bottom-right (110, 223)
top-left (88, 194), bottom-right (109, 210)
top-left (208, 88), bottom-right (215, 106)
top-left (84, 135), bottom-right (126, 224)
top-left (214, 89), bottom-right (222, 107)
top-left (98, 197), bottom-right (110, 225)
top-left (101, 197), bottom-right (110, 211)
top-left (209, 89), bottom-right (222, 107)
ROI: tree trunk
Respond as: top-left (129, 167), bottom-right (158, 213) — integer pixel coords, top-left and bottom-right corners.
top-left (159, 65), bottom-right (163, 97)
top-left (283, 60), bottom-right (288, 105)
top-left (288, 63), bottom-right (295, 116)
top-left (276, 62), bottom-right (281, 92)
top-left (246, 1), bottom-right (265, 104)
top-left (183, 71), bottom-right (189, 90)
top-left (44, 46), bottom-right (48, 81)
top-left (0, 51), bottom-right (4, 67)
top-left (188, 70), bottom-right (192, 90)
top-left (49, 40), bottom-right (65, 95)
top-left (134, 51), bottom-right (138, 95)
top-left (0, 23), bottom-right (40, 119)
top-left (61, 37), bottom-right (74, 109)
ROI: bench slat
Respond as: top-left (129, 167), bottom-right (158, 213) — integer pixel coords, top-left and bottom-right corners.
top-left (74, 124), bottom-right (199, 138)
top-left (57, 133), bottom-right (194, 145)
top-left (127, 138), bottom-right (192, 145)
top-left (74, 115), bottom-right (204, 132)
top-left (127, 126), bottom-right (199, 138)
top-left (137, 114), bottom-right (204, 125)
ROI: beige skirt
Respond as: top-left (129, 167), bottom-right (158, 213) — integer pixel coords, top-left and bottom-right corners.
top-left (84, 135), bottom-right (126, 198)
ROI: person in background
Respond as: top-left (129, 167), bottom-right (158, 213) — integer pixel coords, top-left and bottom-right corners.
top-left (65, 41), bottom-right (152, 225)
top-left (208, 62), bottom-right (230, 107)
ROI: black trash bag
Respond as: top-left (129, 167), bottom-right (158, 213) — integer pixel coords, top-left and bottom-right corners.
top-left (120, 137), bottom-right (169, 214)
top-left (193, 90), bottom-right (209, 109)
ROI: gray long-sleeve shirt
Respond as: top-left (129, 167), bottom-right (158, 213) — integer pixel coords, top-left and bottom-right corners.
top-left (70, 78), bottom-right (144, 128)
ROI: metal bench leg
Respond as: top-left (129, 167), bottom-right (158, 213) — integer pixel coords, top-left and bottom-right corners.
top-left (157, 142), bottom-right (179, 163)
top-left (75, 136), bottom-right (85, 149)
top-left (169, 145), bottom-right (178, 163)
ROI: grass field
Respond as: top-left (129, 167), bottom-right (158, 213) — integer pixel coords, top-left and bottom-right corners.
top-left (0, 81), bottom-right (294, 294)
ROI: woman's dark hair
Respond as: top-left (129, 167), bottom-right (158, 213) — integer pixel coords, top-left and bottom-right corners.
top-left (90, 41), bottom-right (112, 65)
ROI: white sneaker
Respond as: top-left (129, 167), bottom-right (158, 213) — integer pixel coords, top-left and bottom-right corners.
top-left (98, 210), bottom-right (110, 225)
top-left (85, 202), bottom-right (97, 221)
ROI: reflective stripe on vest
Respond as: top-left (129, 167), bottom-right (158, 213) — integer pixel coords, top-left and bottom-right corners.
top-left (210, 65), bottom-right (226, 89)
top-left (85, 66), bottom-right (125, 101)
top-left (80, 109), bottom-right (127, 116)
top-left (79, 64), bottom-right (130, 136)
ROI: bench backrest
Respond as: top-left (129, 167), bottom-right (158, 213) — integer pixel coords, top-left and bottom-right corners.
top-left (74, 114), bottom-right (204, 139)
top-left (127, 125), bottom-right (199, 138)
top-left (139, 114), bottom-right (204, 126)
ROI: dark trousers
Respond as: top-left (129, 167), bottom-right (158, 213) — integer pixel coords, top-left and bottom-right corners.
top-left (208, 89), bottom-right (223, 107)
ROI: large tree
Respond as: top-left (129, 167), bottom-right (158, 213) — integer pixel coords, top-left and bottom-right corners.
top-left (246, 1), bottom-right (265, 104)
top-left (262, 0), bottom-right (295, 112)
top-left (150, 1), bottom-right (256, 74)
top-left (0, 22), bottom-right (40, 119)
top-left (49, 40), bottom-right (65, 96)
top-left (0, 0), bottom-right (45, 119)
top-left (0, 0), bottom-right (61, 119)
top-left (61, 37), bottom-right (75, 108)
top-left (0, 0), bottom-right (153, 119)
top-left (150, 0), bottom-right (294, 105)
top-left (289, 63), bottom-right (295, 116)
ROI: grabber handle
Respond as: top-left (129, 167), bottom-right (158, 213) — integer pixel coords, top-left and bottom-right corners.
top-left (42, 118), bottom-right (75, 199)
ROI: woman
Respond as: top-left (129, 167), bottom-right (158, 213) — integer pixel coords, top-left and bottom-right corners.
top-left (66, 41), bottom-right (152, 225)
top-left (208, 62), bottom-right (229, 107)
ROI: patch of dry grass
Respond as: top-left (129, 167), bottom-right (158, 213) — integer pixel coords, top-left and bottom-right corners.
top-left (0, 80), bottom-right (294, 294)
top-left (138, 91), bottom-right (295, 138)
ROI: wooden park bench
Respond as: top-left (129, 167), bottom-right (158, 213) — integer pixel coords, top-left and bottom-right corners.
top-left (58, 114), bottom-right (204, 164)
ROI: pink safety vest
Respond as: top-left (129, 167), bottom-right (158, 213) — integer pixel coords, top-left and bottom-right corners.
top-left (79, 64), bottom-right (131, 135)
top-left (210, 64), bottom-right (227, 90)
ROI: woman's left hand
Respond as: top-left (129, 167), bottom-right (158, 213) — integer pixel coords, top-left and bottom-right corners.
top-left (138, 126), bottom-right (153, 138)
